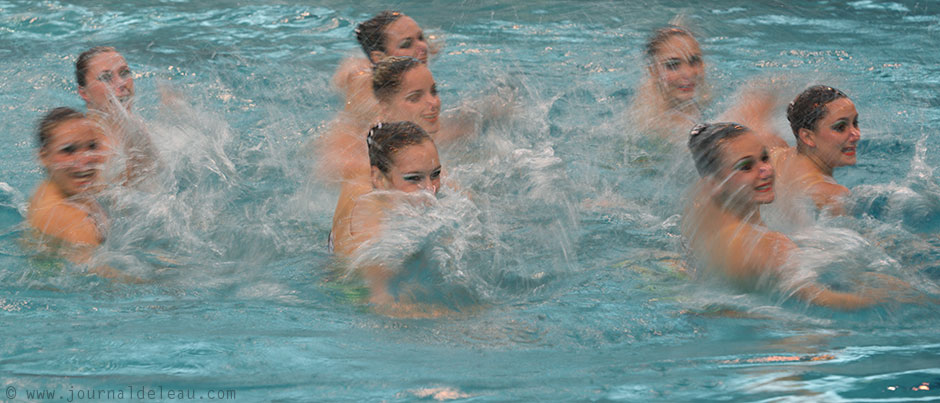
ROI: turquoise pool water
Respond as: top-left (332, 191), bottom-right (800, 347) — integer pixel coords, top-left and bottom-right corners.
top-left (1, 0), bottom-right (939, 401)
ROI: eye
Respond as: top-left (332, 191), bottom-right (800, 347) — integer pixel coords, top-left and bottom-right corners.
top-left (430, 169), bottom-right (441, 179)
top-left (734, 159), bottom-right (754, 171)
top-left (761, 152), bottom-right (769, 163)
top-left (403, 174), bottom-right (422, 183)
top-left (61, 144), bottom-right (78, 154)
top-left (417, 32), bottom-right (425, 42)
top-left (88, 141), bottom-right (98, 150)
top-left (430, 84), bottom-right (438, 96)
top-left (400, 38), bottom-right (412, 49)
top-left (406, 92), bottom-right (422, 103)
top-left (854, 118), bottom-right (859, 128)
top-left (664, 60), bottom-right (681, 70)
top-left (119, 68), bottom-right (132, 78)
top-left (688, 55), bottom-right (702, 65)
top-left (832, 122), bottom-right (847, 132)
top-left (97, 71), bottom-right (113, 83)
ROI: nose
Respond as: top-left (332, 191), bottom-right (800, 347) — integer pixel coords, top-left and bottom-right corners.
top-left (849, 126), bottom-right (861, 142)
top-left (112, 75), bottom-right (132, 95)
top-left (417, 177), bottom-right (433, 191)
top-left (428, 93), bottom-right (441, 110)
top-left (758, 161), bottom-right (773, 180)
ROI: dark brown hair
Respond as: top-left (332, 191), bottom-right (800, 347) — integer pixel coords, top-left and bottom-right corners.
top-left (367, 121), bottom-right (433, 173)
top-left (356, 10), bottom-right (403, 58)
top-left (786, 85), bottom-right (848, 138)
top-left (688, 122), bottom-right (751, 176)
top-left (37, 107), bottom-right (85, 149)
top-left (372, 56), bottom-right (422, 102)
top-left (75, 46), bottom-right (117, 87)
top-left (645, 25), bottom-right (695, 59)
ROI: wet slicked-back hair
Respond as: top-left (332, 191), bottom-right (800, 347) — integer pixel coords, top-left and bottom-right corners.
top-left (786, 85), bottom-right (848, 139)
top-left (37, 107), bottom-right (85, 149)
top-left (75, 46), bottom-right (117, 87)
top-left (367, 121), bottom-right (433, 173)
top-left (372, 56), bottom-right (422, 102)
top-left (645, 25), bottom-right (695, 59)
top-left (688, 122), bottom-right (751, 176)
top-left (356, 10), bottom-right (403, 58)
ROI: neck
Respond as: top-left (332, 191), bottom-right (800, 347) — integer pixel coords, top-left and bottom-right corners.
top-left (797, 144), bottom-right (835, 177)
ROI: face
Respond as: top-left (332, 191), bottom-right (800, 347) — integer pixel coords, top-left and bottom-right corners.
top-left (378, 16), bottom-right (429, 63)
top-left (373, 140), bottom-right (442, 194)
top-left (380, 65), bottom-right (441, 134)
top-left (803, 98), bottom-right (860, 168)
top-left (714, 133), bottom-right (775, 206)
top-left (79, 51), bottom-right (134, 112)
top-left (649, 34), bottom-right (705, 105)
top-left (40, 118), bottom-right (107, 198)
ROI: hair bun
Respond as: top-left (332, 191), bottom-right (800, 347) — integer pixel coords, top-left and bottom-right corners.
top-left (689, 123), bottom-right (709, 138)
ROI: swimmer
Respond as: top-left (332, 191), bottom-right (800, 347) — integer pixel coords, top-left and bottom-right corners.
top-left (26, 108), bottom-right (132, 280)
top-left (628, 25), bottom-right (710, 140)
top-left (75, 46), bottom-right (159, 186)
top-left (317, 56), bottom-right (472, 184)
top-left (333, 10), bottom-right (436, 122)
top-left (330, 121), bottom-right (443, 311)
top-left (768, 85), bottom-right (860, 215)
top-left (683, 122), bottom-right (894, 310)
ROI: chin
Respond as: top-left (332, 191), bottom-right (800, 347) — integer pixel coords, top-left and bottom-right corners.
top-left (424, 122), bottom-right (441, 134)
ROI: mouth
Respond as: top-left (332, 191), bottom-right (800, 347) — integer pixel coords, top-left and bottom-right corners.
top-left (70, 168), bottom-right (99, 183)
top-left (842, 145), bottom-right (857, 156)
top-left (677, 83), bottom-right (695, 93)
top-left (423, 112), bottom-right (439, 124)
top-left (755, 182), bottom-right (773, 192)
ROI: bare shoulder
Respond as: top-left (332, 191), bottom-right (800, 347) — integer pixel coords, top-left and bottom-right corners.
top-left (27, 182), bottom-right (101, 246)
top-left (807, 181), bottom-right (850, 213)
top-left (808, 181), bottom-right (850, 201)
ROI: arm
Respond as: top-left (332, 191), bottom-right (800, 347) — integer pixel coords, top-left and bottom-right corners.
top-left (718, 82), bottom-right (788, 149)
top-left (728, 228), bottom-right (877, 310)
top-left (312, 120), bottom-right (371, 184)
top-left (332, 57), bottom-right (380, 118)
top-left (346, 196), bottom-right (398, 305)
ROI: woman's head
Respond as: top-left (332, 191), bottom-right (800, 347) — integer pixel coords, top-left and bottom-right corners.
top-left (689, 122), bottom-right (774, 206)
top-left (787, 86), bottom-right (860, 169)
top-left (368, 121), bottom-right (441, 194)
top-left (76, 46), bottom-right (134, 112)
top-left (373, 56), bottom-right (441, 134)
top-left (37, 107), bottom-right (106, 197)
top-left (645, 26), bottom-right (704, 106)
top-left (356, 11), bottom-right (429, 65)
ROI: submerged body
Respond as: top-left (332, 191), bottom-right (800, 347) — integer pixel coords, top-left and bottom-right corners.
top-left (76, 46), bottom-right (160, 187)
top-left (627, 26), bottom-right (709, 140)
top-left (770, 86), bottom-right (860, 215)
top-left (330, 122), bottom-right (445, 316)
top-left (333, 12), bottom-right (433, 123)
top-left (683, 123), bottom-right (891, 310)
top-left (25, 109), bottom-right (135, 280)
top-left (317, 57), bottom-right (471, 185)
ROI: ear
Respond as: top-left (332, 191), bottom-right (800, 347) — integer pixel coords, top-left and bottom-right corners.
top-left (369, 50), bottom-right (386, 64)
top-left (38, 146), bottom-right (51, 168)
top-left (78, 86), bottom-right (91, 104)
top-left (797, 128), bottom-right (816, 148)
top-left (370, 166), bottom-right (387, 190)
